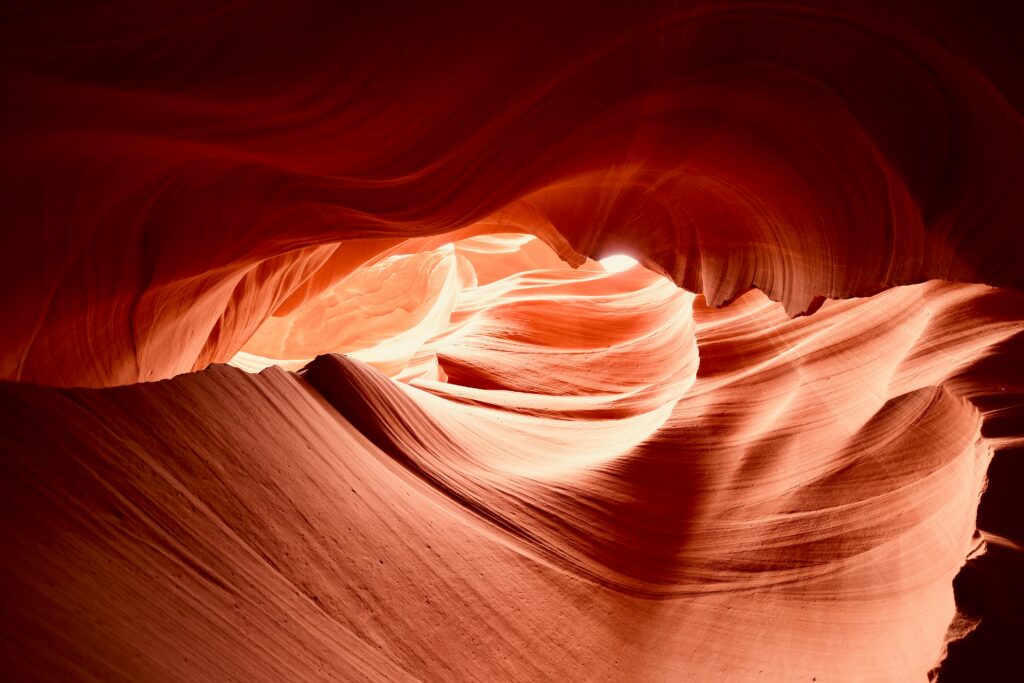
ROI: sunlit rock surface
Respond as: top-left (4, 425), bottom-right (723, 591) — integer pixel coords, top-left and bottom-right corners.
top-left (1, 1), bottom-right (1023, 681)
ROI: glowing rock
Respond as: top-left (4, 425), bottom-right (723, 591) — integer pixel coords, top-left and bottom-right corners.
top-left (0, 1), bottom-right (1022, 680)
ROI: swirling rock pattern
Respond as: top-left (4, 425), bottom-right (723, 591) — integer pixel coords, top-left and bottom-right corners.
top-left (2, 1), bottom-right (1023, 386)
top-left (1, 1), bottom-right (1022, 681)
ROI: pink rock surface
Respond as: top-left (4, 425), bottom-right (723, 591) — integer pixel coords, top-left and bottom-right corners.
top-left (1, 2), bottom-right (1022, 681)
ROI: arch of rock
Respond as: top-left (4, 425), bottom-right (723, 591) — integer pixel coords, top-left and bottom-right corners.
top-left (1, 2), bottom-right (1022, 681)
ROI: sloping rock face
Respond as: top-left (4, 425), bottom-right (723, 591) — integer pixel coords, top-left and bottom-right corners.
top-left (1, 2), bottom-right (1022, 681)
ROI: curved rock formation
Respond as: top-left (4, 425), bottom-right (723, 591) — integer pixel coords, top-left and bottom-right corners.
top-left (3, 0), bottom-right (1023, 387)
top-left (1, 1), bottom-right (1022, 681)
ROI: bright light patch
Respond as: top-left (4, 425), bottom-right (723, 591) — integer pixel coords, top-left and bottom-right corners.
top-left (599, 254), bottom-right (638, 273)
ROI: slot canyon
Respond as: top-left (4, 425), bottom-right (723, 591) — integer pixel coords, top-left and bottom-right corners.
top-left (1, 2), bottom-right (1022, 681)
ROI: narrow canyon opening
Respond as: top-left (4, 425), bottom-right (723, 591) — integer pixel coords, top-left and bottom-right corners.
top-left (2, 2), bottom-right (1023, 680)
